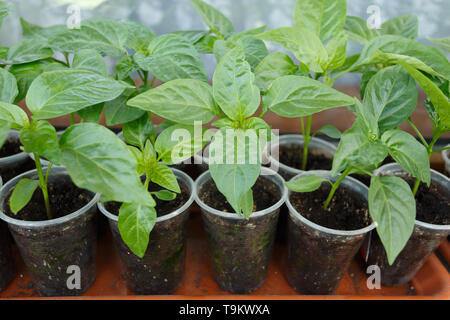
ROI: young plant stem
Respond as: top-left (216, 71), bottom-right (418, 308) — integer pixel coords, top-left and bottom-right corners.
top-left (33, 153), bottom-right (52, 220)
top-left (301, 115), bottom-right (312, 171)
top-left (70, 113), bottom-right (75, 125)
top-left (144, 174), bottom-right (151, 191)
top-left (149, 76), bottom-right (156, 88)
top-left (407, 119), bottom-right (428, 148)
top-left (323, 166), bottom-right (353, 210)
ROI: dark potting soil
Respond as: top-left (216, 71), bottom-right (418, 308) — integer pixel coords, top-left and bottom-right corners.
top-left (402, 176), bottom-right (450, 225)
top-left (199, 176), bottom-right (280, 213)
top-left (0, 139), bottom-right (21, 157)
top-left (290, 184), bottom-right (371, 231)
top-left (4, 175), bottom-right (93, 221)
top-left (105, 180), bottom-right (190, 218)
top-left (278, 144), bottom-right (333, 171)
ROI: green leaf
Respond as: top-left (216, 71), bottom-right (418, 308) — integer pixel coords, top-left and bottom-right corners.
top-left (212, 45), bottom-right (260, 121)
top-left (381, 129), bottom-right (431, 185)
top-left (400, 63), bottom-right (450, 129)
top-left (20, 120), bottom-right (61, 164)
top-left (427, 37), bottom-right (450, 52)
top-left (343, 16), bottom-right (380, 44)
top-left (72, 49), bottom-right (107, 76)
top-left (293, 0), bottom-right (347, 42)
top-left (26, 69), bottom-right (130, 119)
top-left (316, 125), bottom-right (341, 139)
top-left (9, 59), bottom-right (67, 103)
top-left (360, 70), bottom-right (377, 99)
top-left (254, 52), bottom-right (298, 92)
top-left (49, 19), bottom-right (128, 57)
top-left (76, 103), bottom-right (103, 123)
top-left (115, 55), bottom-right (139, 80)
top-left (153, 190), bottom-right (176, 201)
top-left (0, 120), bottom-right (9, 149)
top-left (240, 37), bottom-right (268, 71)
top-left (148, 162), bottom-right (180, 193)
top-left (118, 202), bottom-right (156, 258)
top-left (172, 30), bottom-right (208, 44)
top-left (0, 47), bottom-right (8, 59)
top-left (209, 128), bottom-right (261, 216)
top-left (286, 175), bottom-right (330, 193)
top-left (59, 123), bottom-right (155, 207)
top-left (255, 27), bottom-right (328, 72)
top-left (155, 124), bottom-right (206, 165)
top-left (194, 33), bottom-right (219, 54)
top-left (325, 32), bottom-right (347, 71)
top-left (121, 20), bottom-right (156, 52)
top-left (369, 176), bottom-right (415, 265)
top-left (127, 79), bottom-right (217, 125)
top-left (104, 88), bottom-right (146, 126)
top-left (3, 38), bottom-right (54, 65)
top-left (332, 123), bottom-right (388, 175)
top-left (0, 102), bottom-right (29, 128)
top-left (9, 179), bottom-right (40, 214)
top-left (191, 0), bottom-right (234, 38)
top-left (20, 18), bottom-right (66, 44)
top-left (362, 65), bottom-right (418, 132)
top-left (263, 75), bottom-right (356, 118)
top-left (380, 14), bottom-right (418, 39)
top-left (134, 34), bottom-right (208, 82)
top-left (122, 113), bottom-right (154, 149)
top-left (0, 68), bottom-right (18, 103)
top-left (353, 35), bottom-right (450, 79)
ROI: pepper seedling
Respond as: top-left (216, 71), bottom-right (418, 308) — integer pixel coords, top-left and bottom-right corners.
top-left (127, 42), bottom-right (355, 218)
top-left (286, 65), bottom-right (433, 265)
top-left (118, 116), bottom-right (208, 257)
top-left (252, 0), bottom-right (355, 170)
top-left (0, 66), bottom-right (154, 220)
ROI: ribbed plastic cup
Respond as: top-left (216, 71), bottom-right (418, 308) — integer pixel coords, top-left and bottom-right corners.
top-left (0, 167), bottom-right (99, 296)
top-left (285, 170), bottom-right (376, 294)
top-left (194, 167), bottom-right (287, 293)
top-left (98, 168), bottom-right (194, 294)
top-left (367, 163), bottom-right (450, 286)
top-left (265, 134), bottom-right (337, 181)
top-left (0, 174), bottom-right (15, 292)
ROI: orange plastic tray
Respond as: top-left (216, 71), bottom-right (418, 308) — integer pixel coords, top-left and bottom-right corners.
top-left (1, 203), bottom-right (449, 300)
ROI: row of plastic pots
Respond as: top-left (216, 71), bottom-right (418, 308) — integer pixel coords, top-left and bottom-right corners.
top-left (0, 135), bottom-right (449, 296)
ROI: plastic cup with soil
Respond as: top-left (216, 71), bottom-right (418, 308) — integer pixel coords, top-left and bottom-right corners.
top-left (265, 134), bottom-right (337, 243)
top-left (265, 134), bottom-right (337, 181)
top-left (0, 167), bottom-right (99, 296)
top-left (367, 163), bottom-right (450, 287)
top-left (285, 171), bottom-right (376, 295)
top-left (443, 146), bottom-right (450, 177)
top-left (0, 175), bottom-right (16, 292)
top-left (98, 168), bottom-right (194, 295)
top-left (194, 167), bottom-right (287, 294)
top-left (0, 130), bottom-right (35, 183)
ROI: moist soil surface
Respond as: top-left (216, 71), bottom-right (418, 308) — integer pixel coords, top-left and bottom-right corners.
top-left (278, 144), bottom-right (333, 171)
top-left (290, 184), bottom-right (370, 231)
top-left (0, 140), bottom-right (21, 158)
top-left (199, 176), bottom-right (280, 213)
top-left (402, 176), bottom-right (449, 225)
top-left (106, 180), bottom-right (190, 218)
top-left (4, 176), bottom-right (93, 221)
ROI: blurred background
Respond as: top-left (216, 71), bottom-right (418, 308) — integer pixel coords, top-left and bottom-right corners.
top-left (0, 0), bottom-right (449, 140)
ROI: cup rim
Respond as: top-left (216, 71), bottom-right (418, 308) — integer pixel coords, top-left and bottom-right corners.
top-left (0, 166), bottom-right (101, 228)
top-left (442, 144), bottom-right (450, 162)
top-left (0, 130), bottom-right (28, 163)
top-left (194, 166), bottom-right (288, 220)
top-left (374, 163), bottom-right (450, 231)
top-left (98, 168), bottom-right (195, 223)
top-left (286, 170), bottom-right (377, 236)
top-left (266, 134), bottom-right (338, 176)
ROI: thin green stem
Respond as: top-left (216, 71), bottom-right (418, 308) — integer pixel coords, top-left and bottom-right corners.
top-left (407, 118), bottom-right (428, 148)
top-left (34, 153), bottom-right (52, 220)
top-left (144, 174), bottom-right (151, 190)
top-left (138, 70), bottom-right (146, 84)
top-left (432, 146), bottom-right (450, 154)
top-left (301, 115), bottom-right (312, 171)
top-left (412, 178), bottom-right (421, 196)
top-left (323, 167), bottom-right (353, 209)
top-left (70, 113), bottom-right (75, 125)
top-left (149, 76), bottom-right (156, 88)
